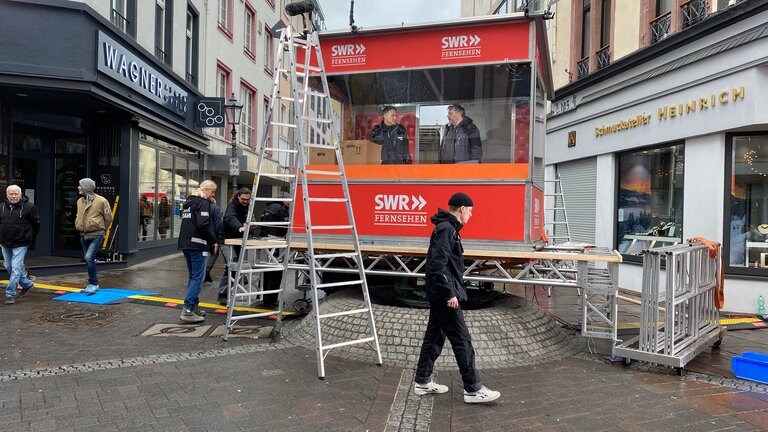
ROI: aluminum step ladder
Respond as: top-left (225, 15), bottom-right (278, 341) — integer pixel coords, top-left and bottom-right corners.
top-left (544, 174), bottom-right (572, 246)
top-left (543, 174), bottom-right (578, 297)
top-left (222, 25), bottom-right (383, 379)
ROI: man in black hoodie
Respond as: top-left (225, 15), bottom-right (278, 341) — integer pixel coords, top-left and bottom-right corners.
top-left (0, 185), bottom-right (39, 304)
top-left (413, 192), bottom-right (500, 404)
top-left (217, 187), bottom-right (251, 305)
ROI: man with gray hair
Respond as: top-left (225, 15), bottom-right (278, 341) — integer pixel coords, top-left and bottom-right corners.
top-left (0, 185), bottom-right (39, 305)
top-left (75, 178), bottom-right (113, 295)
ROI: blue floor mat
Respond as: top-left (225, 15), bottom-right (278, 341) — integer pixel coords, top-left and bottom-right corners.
top-left (52, 288), bottom-right (158, 305)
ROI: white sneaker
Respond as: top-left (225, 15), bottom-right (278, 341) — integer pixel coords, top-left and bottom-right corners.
top-left (463, 386), bottom-right (501, 404)
top-left (414, 380), bottom-right (449, 395)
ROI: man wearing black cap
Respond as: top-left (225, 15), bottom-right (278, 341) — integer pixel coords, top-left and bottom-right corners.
top-left (413, 192), bottom-right (501, 403)
top-left (440, 104), bottom-right (482, 164)
top-left (370, 106), bottom-right (412, 164)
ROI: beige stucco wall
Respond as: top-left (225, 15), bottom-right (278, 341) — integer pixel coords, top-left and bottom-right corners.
top-left (548, 1), bottom-right (573, 91)
top-left (612, 0), bottom-right (641, 61)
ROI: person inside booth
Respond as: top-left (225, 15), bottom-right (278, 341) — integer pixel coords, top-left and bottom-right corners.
top-left (370, 105), bottom-right (412, 164)
top-left (439, 103), bottom-right (482, 164)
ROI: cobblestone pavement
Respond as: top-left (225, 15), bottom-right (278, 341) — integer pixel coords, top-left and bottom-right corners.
top-left (1, 255), bottom-right (767, 431)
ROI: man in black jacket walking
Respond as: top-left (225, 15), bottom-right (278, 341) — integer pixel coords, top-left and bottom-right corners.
top-left (413, 192), bottom-right (500, 404)
top-left (217, 187), bottom-right (251, 305)
top-left (178, 180), bottom-right (218, 322)
top-left (370, 106), bottom-right (412, 164)
top-left (0, 185), bottom-right (39, 305)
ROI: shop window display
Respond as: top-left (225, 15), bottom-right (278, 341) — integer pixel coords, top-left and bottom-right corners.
top-left (137, 134), bottom-right (199, 242)
top-left (729, 135), bottom-right (768, 269)
top-left (617, 144), bottom-right (684, 255)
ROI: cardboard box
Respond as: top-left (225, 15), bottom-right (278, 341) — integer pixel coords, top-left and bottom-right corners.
top-left (308, 148), bottom-right (337, 165)
top-left (340, 140), bottom-right (382, 165)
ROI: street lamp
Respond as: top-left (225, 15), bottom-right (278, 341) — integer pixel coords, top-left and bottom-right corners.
top-left (224, 93), bottom-right (243, 191)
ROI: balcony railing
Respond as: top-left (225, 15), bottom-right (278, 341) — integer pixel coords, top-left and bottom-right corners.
top-left (650, 12), bottom-right (671, 44)
top-left (596, 46), bottom-right (610, 71)
top-left (681, 0), bottom-right (707, 30)
top-left (577, 57), bottom-right (590, 80)
top-left (110, 9), bottom-right (128, 33)
top-left (155, 47), bottom-right (167, 64)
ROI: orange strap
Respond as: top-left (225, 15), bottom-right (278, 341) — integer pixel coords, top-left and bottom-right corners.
top-left (688, 236), bottom-right (724, 309)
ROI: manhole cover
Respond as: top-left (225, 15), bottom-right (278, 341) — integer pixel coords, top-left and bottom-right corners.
top-left (38, 307), bottom-right (119, 328)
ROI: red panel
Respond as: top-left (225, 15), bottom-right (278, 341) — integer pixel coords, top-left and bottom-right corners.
top-left (319, 22), bottom-right (531, 74)
top-left (530, 186), bottom-right (543, 242)
top-left (293, 183), bottom-right (526, 241)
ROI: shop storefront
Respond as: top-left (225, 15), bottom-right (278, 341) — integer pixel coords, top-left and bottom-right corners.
top-left (546, 1), bottom-right (768, 313)
top-left (0, 1), bottom-right (209, 269)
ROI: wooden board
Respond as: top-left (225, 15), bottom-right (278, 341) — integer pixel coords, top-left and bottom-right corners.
top-left (223, 239), bottom-right (623, 263)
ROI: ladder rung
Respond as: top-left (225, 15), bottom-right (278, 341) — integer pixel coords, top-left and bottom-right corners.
top-left (311, 225), bottom-right (352, 231)
top-left (312, 252), bottom-right (358, 260)
top-left (236, 267), bottom-right (285, 274)
top-left (251, 221), bottom-right (291, 226)
top-left (303, 143), bottom-right (336, 149)
top-left (264, 147), bottom-right (298, 154)
top-left (300, 116), bottom-right (333, 124)
top-left (319, 308), bottom-right (370, 320)
top-left (297, 64), bottom-right (322, 73)
top-left (316, 279), bottom-right (363, 289)
top-left (307, 197), bottom-right (348, 203)
top-left (549, 222), bottom-right (569, 225)
top-left (322, 337), bottom-right (375, 351)
top-left (271, 121), bottom-right (297, 128)
top-left (228, 311), bottom-right (280, 321)
top-left (261, 173), bottom-right (296, 179)
top-left (305, 169), bottom-right (342, 176)
top-left (250, 197), bottom-right (294, 202)
top-left (297, 88), bottom-right (328, 98)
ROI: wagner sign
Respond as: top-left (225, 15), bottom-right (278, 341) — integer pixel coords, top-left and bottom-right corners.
top-left (97, 31), bottom-right (189, 116)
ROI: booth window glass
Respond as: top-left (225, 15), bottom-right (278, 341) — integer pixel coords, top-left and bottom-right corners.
top-left (318, 64), bottom-right (532, 166)
top-left (728, 135), bottom-right (768, 270)
top-left (617, 144), bottom-right (684, 255)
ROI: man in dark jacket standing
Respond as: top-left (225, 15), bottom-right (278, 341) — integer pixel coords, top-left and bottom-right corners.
top-left (259, 193), bottom-right (290, 307)
top-left (1, 185), bottom-right (39, 304)
top-left (178, 180), bottom-right (218, 322)
top-left (439, 104), bottom-right (482, 163)
top-left (370, 105), bottom-right (412, 164)
top-left (413, 192), bottom-right (500, 404)
top-left (217, 187), bottom-right (251, 305)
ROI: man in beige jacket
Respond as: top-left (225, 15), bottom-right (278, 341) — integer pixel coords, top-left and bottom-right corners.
top-left (75, 178), bottom-right (112, 295)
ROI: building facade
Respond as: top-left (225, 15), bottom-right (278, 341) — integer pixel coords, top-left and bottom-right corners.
top-left (0, 0), bottom-right (321, 271)
top-left (543, 0), bottom-right (768, 313)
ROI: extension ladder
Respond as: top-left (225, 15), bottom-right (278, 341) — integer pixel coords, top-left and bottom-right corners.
top-left (222, 25), bottom-right (383, 379)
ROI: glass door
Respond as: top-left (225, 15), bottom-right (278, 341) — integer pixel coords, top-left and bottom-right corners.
top-left (52, 137), bottom-right (87, 255)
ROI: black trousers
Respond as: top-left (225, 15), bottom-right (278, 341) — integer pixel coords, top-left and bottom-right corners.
top-left (414, 302), bottom-right (481, 392)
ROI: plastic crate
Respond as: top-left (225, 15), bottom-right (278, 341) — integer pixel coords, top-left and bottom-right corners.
top-left (732, 352), bottom-right (768, 385)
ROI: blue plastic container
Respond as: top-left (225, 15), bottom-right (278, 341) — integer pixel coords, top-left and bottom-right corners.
top-left (732, 352), bottom-right (768, 385)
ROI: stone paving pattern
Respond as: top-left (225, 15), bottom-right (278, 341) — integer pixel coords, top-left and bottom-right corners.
top-left (0, 255), bottom-right (766, 431)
